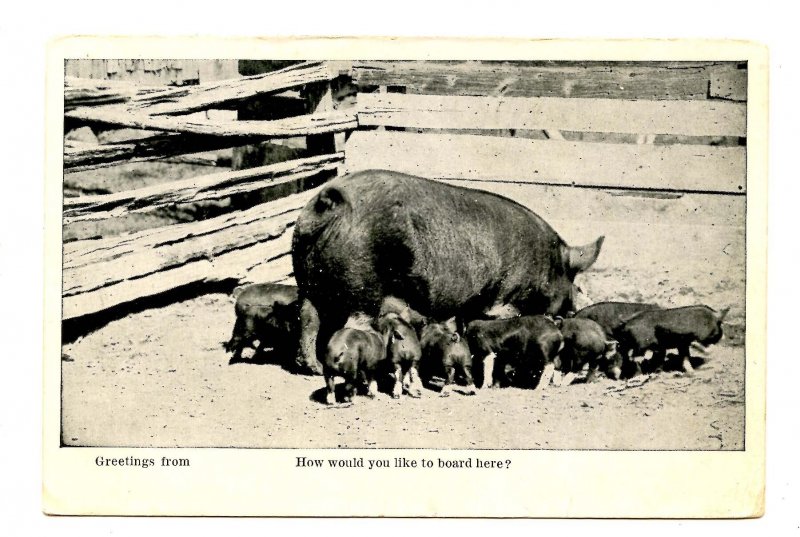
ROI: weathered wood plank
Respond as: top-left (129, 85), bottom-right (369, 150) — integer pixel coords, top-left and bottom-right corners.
top-left (240, 252), bottom-right (295, 286)
top-left (62, 186), bottom-right (322, 319)
top-left (63, 185), bottom-right (317, 267)
top-left (63, 233), bottom-right (295, 320)
top-left (198, 60), bottom-right (241, 83)
top-left (710, 67), bottom-right (748, 101)
top-left (343, 130), bottom-right (746, 193)
top-left (66, 106), bottom-right (357, 138)
top-left (63, 153), bottom-right (342, 223)
top-left (133, 60), bottom-right (341, 116)
top-left (357, 93), bottom-right (747, 137)
top-left (64, 77), bottom-right (172, 110)
top-left (64, 208), bottom-right (297, 296)
top-left (63, 134), bottom-right (257, 172)
top-left (351, 61), bottom-right (741, 100)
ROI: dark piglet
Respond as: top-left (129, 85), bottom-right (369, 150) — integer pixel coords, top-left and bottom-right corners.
top-left (465, 315), bottom-right (563, 391)
top-left (420, 318), bottom-right (475, 396)
top-left (379, 296), bottom-right (428, 334)
top-left (556, 317), bottom-right (621, 383)
top-left (616, 305), bottom-right (729, 376)
top-left (323, 316), bottom-right (387, 405)
top-left (225, 283), bottom-right (299, 363)
top-left (573, 301), bottom-right (660, 338)
top-left (375, 310), bottom-right (424, 398)
top-left (292, 170), bottom-right (604, 374)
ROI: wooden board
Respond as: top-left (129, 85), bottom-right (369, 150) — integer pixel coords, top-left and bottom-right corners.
top-left (710, 67), bottom-right (748, 101)
top-left (63, 153), bottom-right (342, 223)
top-left (63, 234), bottom-right (295, 320)
top-left (65, 59), bottom-right (202, 85)
top-left (356, 93), bottom-right (747, 137)
top-left (64, 134), bottom-right (257, 172)
top-left (344, 130), bottom-right (746, 193)
top-left (62, 187), bottom-right (320, 319)
top-left (66, 105), bottom-right (353, 140)
top-left (66, 106), bottom-right (357, 139)
top-left (351, 61), bottom-right (742, 100)
top-left (64, 78), bottom-right (172, 110)
top-left (133, 61), bottom-right (339, 116)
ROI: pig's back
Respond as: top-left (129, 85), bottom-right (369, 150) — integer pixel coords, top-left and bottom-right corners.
top-left (294, 171), bottom-right (566, 319)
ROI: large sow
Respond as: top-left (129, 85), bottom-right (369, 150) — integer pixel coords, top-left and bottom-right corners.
top-left (292, 170), bottom-right (604, 373)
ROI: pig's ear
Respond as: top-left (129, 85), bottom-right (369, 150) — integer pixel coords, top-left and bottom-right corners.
top-left (716, 307), bottom-right (730, 322)
top-left (398, 306), bottom-right (412, 324)
top-left (393, 329), bottom-right (404, 341)
top-left (444, 317), bottom-right (458, 333)
top-left (314, 186), bottom-right (347, 213)
top-left (563, 236), bottom-right (605, 274)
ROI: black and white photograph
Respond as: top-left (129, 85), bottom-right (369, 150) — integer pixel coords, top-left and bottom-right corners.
top-left (43, 37), bottom-right (767, 517)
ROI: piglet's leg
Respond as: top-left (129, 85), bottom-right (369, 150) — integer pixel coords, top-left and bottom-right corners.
top-left (402, 370), bottom-right (412, 391)
top-left (480, 352), bottom-right (496, 389)
top-left (679, 345), bottom-right (695, 377)
top-left (534, 363), bottom-right (556, 392)
top-left (461, 363), bottom-right (477, 395)
top-left (343, 381), bottom-right (356, 403)
top-left (584, 367), bottom-right (597, 384)
top-left (406, 365), bottom-right (423, 398)
top-left (392, 364), bottom-right (403, 399)
top-left (367, 379), bottom-right (379, 399)
top-left (440, 366), bottom-right (456, 397)
top-left (325, 374), bottom-right (337, 405)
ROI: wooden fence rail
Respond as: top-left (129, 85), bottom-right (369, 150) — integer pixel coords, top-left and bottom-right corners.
top-left (356, 93), bottom-right (746, 137)
top-left (344, 130), bottom-right (746, 193)
top-left (64, 153), bottom-right (342, 224)
top-left (63, 186), bottom-right (320, 319)
top-left (64, 134), bottom-right (252, 172)
top-left (66, 106), bottom-right (357, 139)
top-left (350, 61), bottom-right (747, 101)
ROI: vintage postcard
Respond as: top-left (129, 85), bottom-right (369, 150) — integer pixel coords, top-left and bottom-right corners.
top-left (43, 37), bottom-right (767, 517)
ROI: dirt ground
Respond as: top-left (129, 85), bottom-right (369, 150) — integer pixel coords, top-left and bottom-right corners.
top-left (61, 182), bottom-right (746, 450)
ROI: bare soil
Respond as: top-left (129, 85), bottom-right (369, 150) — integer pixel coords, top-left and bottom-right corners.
top-left (61, 182), bottom-right (746, 450)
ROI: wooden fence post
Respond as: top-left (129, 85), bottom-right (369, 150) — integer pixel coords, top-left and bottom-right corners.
top-left (304, 80), bottom-right (345, 155)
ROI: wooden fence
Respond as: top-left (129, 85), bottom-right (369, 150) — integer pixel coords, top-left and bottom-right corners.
top-left (62, 59), bottom-right (747, 321)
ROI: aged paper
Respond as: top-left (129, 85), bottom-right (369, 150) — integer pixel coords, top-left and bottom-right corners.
top-left (44, 37), bottom-right (766, 517)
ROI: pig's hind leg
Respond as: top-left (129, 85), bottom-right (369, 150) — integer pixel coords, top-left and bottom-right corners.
top-left (391, 362), bottom-right (403, 399)
top-left (324, 372), bottom-right (337, 405)
top-left (225, 317), bottom-right (246, 362)
top-left (405, 363), bottom-right (423, 398)
top-left (440, 363), bottom-right (456, 397)
top-left (460, 359), bottom-right (477, 395)
top-left (678, 344), bottom-right (695, 377)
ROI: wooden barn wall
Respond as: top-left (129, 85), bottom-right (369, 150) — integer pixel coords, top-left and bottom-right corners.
top-left (64, 59), bottom-right (240, 85)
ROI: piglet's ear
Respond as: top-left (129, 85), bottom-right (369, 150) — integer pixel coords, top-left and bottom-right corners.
top-left (444, 317), bottom-right (458, 333)
top-left (393, 329), bottom-right (404, 341)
